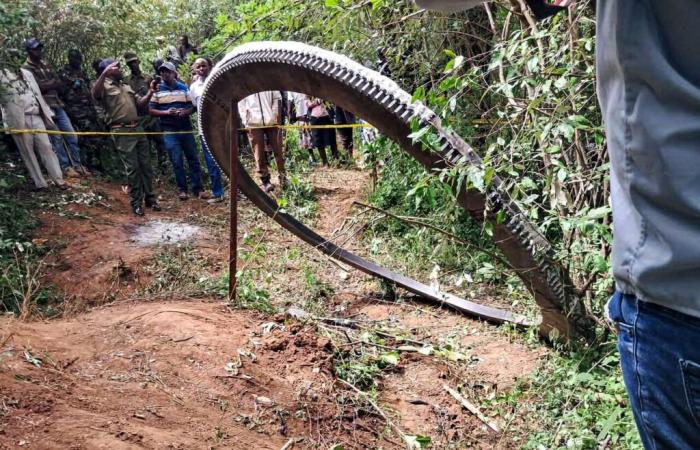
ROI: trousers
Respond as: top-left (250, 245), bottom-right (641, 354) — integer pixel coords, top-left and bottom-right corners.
top-left (334, 107), bottom-right (354, 155)
top-left (12, 114), bottom-right (64, 188)
top-left (248, 127), bottom-right (285, 181)
top-left (200, 139), bottom-right (224, 198)
top-left (49, 106), bottom-right (82, 170)
top-left (139, 115), bottom-right (168, 172)
top-left (607, 292), bottom-right (700, 449)
top-left (163, 132), bottom-right (202, 194)
top-left (112, 127), bottom-right (155, 208)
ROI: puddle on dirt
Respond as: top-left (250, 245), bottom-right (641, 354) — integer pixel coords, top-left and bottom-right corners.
top-left (129, 220), bottom-right (201, 246)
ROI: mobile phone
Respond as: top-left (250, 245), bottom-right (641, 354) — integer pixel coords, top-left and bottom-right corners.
top-left (155, 75), bottom-right (162, 84)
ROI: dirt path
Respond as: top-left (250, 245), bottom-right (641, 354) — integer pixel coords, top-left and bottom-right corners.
top-left (0, 168), bottom-right (547, 449)
top-left (309, 167), bottom-right (367, 237)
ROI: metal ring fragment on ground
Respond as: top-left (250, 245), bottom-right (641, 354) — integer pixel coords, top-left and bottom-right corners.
top-left (200, 41), bottom-right (593, 339)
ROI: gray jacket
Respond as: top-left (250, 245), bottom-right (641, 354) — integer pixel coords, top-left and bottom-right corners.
top-left (598, 0), bottom-right (700, 318)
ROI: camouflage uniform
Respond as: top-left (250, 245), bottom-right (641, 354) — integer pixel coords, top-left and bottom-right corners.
top-left (58, 65), bottom-right (104, 171)
top-left (126, 71), bottom-right (168, 174)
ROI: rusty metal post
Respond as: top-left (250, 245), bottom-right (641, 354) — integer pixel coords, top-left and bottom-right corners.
top-left (228, 101), bottom-right (240, 301)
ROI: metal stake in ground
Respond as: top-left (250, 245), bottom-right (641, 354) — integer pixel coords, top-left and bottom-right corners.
top-left (228, 100), bottom-right (240, 301)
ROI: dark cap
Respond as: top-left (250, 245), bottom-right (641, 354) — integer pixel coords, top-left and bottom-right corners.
top-left (157, 61), bottom-right (177, 73)
top-left (123, 51), bottom-right (139, 63)
top-left (98, 58), bottom-right (117, 72)
top-left (25, 37), bottom-right (43, 50)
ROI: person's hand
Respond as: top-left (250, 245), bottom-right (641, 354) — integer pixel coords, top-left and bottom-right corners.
top-left (168, 108), bottom-right (179, 116)
top-left (105, 61), bottom-right (120, 77)
top-left (149, 79), bottom-right (159, 92)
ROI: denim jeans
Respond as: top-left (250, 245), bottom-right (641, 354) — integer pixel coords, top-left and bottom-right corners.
top-left (50, 107), bottom-right (82, 169)
top-left (201, 139), bottom-right (223, 198)
top-left (607, 292), bottom-right (700, 449)
top-left (163, 133), bottom-right (202, 194)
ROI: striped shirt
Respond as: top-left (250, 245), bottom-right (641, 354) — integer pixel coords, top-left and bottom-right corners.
top-left (149, 80), bottom-right (193, 131)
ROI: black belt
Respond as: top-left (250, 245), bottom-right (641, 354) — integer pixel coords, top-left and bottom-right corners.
top-left (110, 121), bottom-right (138, 129)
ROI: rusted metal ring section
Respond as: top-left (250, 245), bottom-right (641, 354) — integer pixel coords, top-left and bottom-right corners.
top-left (200, 42), bottom-right (591, 338)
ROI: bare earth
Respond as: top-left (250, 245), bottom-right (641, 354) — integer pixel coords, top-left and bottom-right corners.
top-left (0, 166), bottom-right (546, 449)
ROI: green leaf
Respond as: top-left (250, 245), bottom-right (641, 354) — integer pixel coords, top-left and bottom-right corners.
top-left (467, 166), bottom-right (485, 192)
top-left (325, 0), bottom-right (338, 6)
top-left (496, 210), bottom-right (506, 224)
top-left (405, 434), bottom-right (432, 448)
top-left (596, 408), bottom-right (621, 442)
top-left (586, 206), bottom-right (611, 220)
top-left (407, 126), bottom-right (429, 143)
top-left (412, 85), bottom-right (426, 102)
top-left (380, 351), bottom-right (400, 365)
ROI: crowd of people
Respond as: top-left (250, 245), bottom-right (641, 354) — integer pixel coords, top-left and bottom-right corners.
top-left (0, 35), bottom-right (357, 215)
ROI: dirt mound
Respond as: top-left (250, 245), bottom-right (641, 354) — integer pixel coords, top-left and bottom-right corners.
top-left (1, 298), bottom-right (530, 449)
top-left (1, 301), bottom-right (358, 449)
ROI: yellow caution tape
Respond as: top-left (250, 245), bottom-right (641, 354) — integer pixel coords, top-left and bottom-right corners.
top-left (0, 122), bottom-right (375, 137)
top-left (0, 120), bottom-right (505, 137)
top-left (0, 128), bottom-right (193, 136)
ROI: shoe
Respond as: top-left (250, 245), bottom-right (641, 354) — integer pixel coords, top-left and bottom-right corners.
top-left (198, 191), bottom-right (213, 200)
top-left (261, 177), bottom-right (274, 194)
top-left (132, 206), bottom-right (145, 216)
top-left (79, 166), bottom-right (92, 177)
top-left (56, 182), bottom-right (69, 191)
top-left (178, 191), bottom-right (189, 200)
top-left (64, 167), bottom-right (80, 178)
top-left (146, 201), bottom-right (162, 211)
top-left (207, 196), bottom-right (224, 204)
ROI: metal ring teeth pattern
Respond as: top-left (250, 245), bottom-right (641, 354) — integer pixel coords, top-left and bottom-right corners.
top-left (199, 42), bottom-right (589, 338)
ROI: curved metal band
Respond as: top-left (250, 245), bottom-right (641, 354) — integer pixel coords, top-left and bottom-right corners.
top-left (200, 42), bottom-right (592, 337)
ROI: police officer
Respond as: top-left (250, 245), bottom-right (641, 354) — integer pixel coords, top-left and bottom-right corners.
top-left (58, 49), bottom-right (104, 172)
top-left (92, 59), bottom-right (160, 216)
top-left (123, 51), bottom-right (168, 175)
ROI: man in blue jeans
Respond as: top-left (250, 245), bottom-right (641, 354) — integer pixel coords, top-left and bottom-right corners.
top-left (417, 1), bottom-right (700, 448)
top-left (597, 2), bottom-right (700, 447)
top-left (148, 61), bottom-right (202, 200)
top-left (22, 37), bottom-right (88, 178)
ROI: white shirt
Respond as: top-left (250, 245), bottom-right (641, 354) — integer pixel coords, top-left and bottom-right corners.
top-left (290, 92), bottom-right (308, 118)
top-left (238, 91), bottom-right (282, 127)
top-left (189, 76), bottom-right (206, 111)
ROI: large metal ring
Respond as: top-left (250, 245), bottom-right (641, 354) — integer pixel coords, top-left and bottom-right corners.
top-left (200, 42), bottom-right (592, 338)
